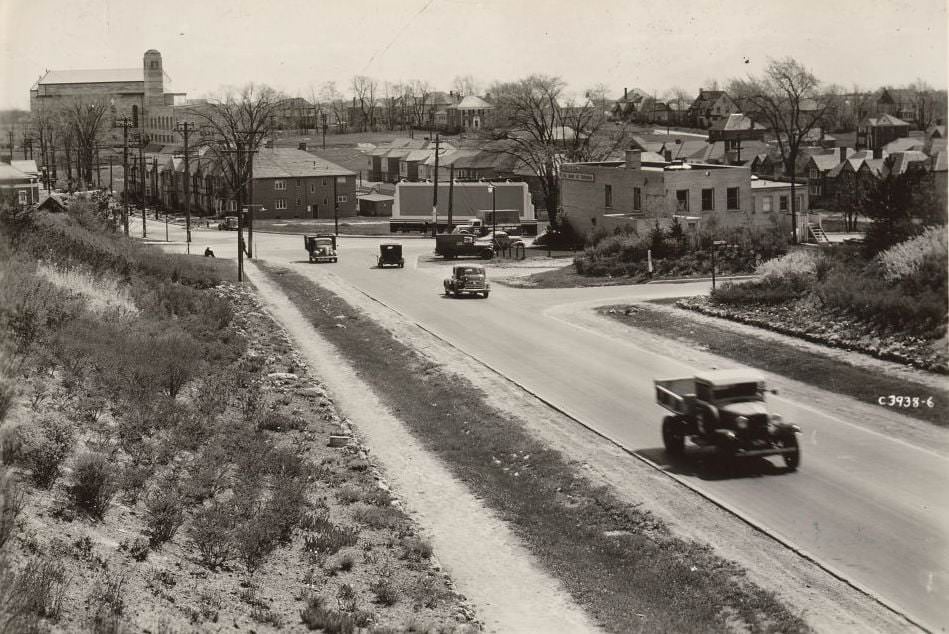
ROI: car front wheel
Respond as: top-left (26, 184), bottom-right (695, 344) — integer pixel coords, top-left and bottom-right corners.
top-left (782, 435), bottom-right (800, 471)
top-left (662, 416), bottom-right (684, 456)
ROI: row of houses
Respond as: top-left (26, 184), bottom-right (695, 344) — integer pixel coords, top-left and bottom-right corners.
top-left (124, 147), bottom-right (357, 220)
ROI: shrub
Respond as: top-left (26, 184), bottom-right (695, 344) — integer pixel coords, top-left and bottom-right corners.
top-left (369, 575), bottom-right (399, 606)
top-left (189, 500), bottom-right (236, 569)
top-left (755, 249), bottom-right (820, 283)
top-left (303, 525), bottom-right (359, 558)
top-left (85, 571), bottom-right (126, 634)
top-left (150, 328), bottom-right (203, 399)
top-left (119, 537), bottom-right (150, 562)
top-left (0, 554), bottom-right (70, 627)
top-left (0, 468), bottom-right (25, 548)
top-left (0, 377), bottom-right (14, 425)
top-left (400, 536), bottom-right (433, 562)
top-left (711, 274), bottom-right (810, 306)
top-left (69, 452), bottom-right (116, 519)
top-left (21, 413), bottom-right (75, 488)
top-left (336, 485), bottom-right (363, 505)
top-left (143, 482), bottom-right (185, 548)
top-left (325, 551), bottom-right (356, 575)
top-left (300, 596), bottom-right (371, 633)
top-left (264, 477), bottom-right (307, 544)
top-left (233, 517), bottom-right (278, 574)
top-left (352, 504), bottom-right (403, 530)
top-left (250, 606), bottom-right (283, 628)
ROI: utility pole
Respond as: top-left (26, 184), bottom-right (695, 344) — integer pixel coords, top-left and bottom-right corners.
top-left (321, 112), bottom-right (327, 150)
top-left (117, 115), bottom-right (134, 236)
top-left (153, 157), bottom-right (159, 219)
top-left (333, 174), bottom-right (339, 235)
top-left (94, 142), bottom-right (100, 188)
top-left (139, 135), bottom-right (146, 238)
top-left (241, 134), bottom-right (258, 259)
top-left (448, 162), bottom-right (454, 231)
top-left (431, 132), bottom-right (439, 237)
top-left (7, 130), bottom-right (13, 163)
top-left (175, 121), bottom-right (196, 252)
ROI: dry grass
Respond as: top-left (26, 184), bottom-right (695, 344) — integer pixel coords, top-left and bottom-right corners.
top-left (36, 263), bottom-right (137, 316)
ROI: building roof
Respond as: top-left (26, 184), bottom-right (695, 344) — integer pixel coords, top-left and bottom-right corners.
top-left (452, 95), bottom-right (493, 110)
top-left (358, 193), bottom-right (394, 202)
top-left (808, 153), bottom-right (841, 172)
top-left (861, 158), bottom-right (887, 178)
top-left (933, 151), bottom-right (947, 172)
top-left (927, 124), bottom-right (946, 139)
top-left (750, 178), bottom-right (795, 190)
top-left (37, 68), bottom-right (144, 85)
top-left (0, 163), bottom-right (32, 181)
top-left (884, 137), bottom-right (926, 154)
top-left (710, 113), bottom-right (766, 132)
top-left (861, 114), bottom-right (911, 128)
top-left (254, 148), bottom-right (355, 178)
top-left (10, 160), bottom-right (39, 175)
top-left (884, 151), bottom-right (931, 177)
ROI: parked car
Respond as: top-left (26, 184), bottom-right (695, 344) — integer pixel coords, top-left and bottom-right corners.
top-left (378, 243), bottom-right (404, 268)
top-left (654, 370), bottom-right (800, 470)
top-left (444, 264), bottom-right (490, 298)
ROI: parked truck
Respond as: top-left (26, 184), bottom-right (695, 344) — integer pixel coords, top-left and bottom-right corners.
top-left (654, 370), bottom-right (801, 470)
top-left (434, 233), bottom-right (494, 260)
top-left (389, 217), bottom-right (538, 235)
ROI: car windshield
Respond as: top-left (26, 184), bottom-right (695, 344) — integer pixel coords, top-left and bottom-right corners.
top-left (713, 383), bottom-right (762, 402)
top-left (458, 267), bottom-right (483, 275)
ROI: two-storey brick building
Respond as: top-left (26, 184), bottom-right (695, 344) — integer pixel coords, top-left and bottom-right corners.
top-left (249, 148), bottom-right (356, 219)
top-left (561, 150), bottom-right (768, 237)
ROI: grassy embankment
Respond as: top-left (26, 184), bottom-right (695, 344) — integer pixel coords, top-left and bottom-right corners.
top-left (0, 203), bottom-right (472, 632)
top-left (261, 263), bottom-right (810, 634)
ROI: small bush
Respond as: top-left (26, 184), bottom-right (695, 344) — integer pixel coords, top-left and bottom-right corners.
top-left (21, 414), bottom-right (75, 488)
top-left (0, 378), bottom-right (15, 424)
top-left (0, 554), bottom-right (70, 627)
top-left (85, 571), bottom-right (126, 634)
top-left (69, 452), bottom-right (116, 519)
top-left (369, 575), bottom-right (399, 606)
top-left (264, 477), bottom-right (307, 544)
top-left (250, 606), bottom-right (283, 628)
top-left (143, 483), bottom-right (185, 548)
top-left (400, 536), bottom-right (433, 562)
top-left (352, 504), bottom-right (403, 530)
top-left (0, 468), bottom-right (25, 548)
top-left (300, 596), bottom-right (371, 633)
top-left (233, 517), bottom-right (278, 574)
top-left (189, 500), bottom-right (235, 569)
top-left (119, 537), bottom-right (150, 562)
top-left (336, 485), bottom-right (363, 505)
top-left (303, 525), bottom-right (359, 558)
top-left (325, 551), bottom-right (356, 575)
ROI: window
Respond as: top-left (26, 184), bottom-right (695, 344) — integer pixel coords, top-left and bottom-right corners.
top-left (274, 180), bottom-right (286, 191)
top-left (322, 179), bottom-right (327, 186)
top-left (604, 184), bottom-right (613, 208)
top-left (336, 195), bottom-right (348, 203)
top-left (633, 187), bottom-right (641, 211)
top-left (761, 196), bottom-right (772, 212)
top-left (797, 195), bottom-right (805, 212)
top-left (309, 183), bottom-right (316, 193)
top-left (701, 188), bottom-right (714, 211)
top-left (275, 198), bottom-right (287, 210)
top-left (336, 176), bottom-right (347, 184)
top-left (779, 195), bottom-right (788, 211)
top-left (297, 179), bottom-right (302, 188)
top-left (726, 187), bottom-right (739, 210)
top-left (296, 198), bottom-right (301, 208)
top-left (18, 190), bottom-right (27, 205)
top-left (676, 189), bottom-right (689, 212)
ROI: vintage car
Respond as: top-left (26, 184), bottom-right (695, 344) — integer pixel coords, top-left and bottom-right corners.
top-left (217, 216), bottom-right (239, 231)
top-left (305, 234), bottom-right (338, 263)
top-left (655, 369), bottom-right (800, 470)
top-left (443, 264), bottom-right (490, 298)
top-left (377, 243), bottom-right (404, 268)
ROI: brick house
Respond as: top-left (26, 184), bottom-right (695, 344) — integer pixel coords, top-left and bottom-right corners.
top-left (560, 150), bottom-right (763, 238)
top-left (688, 90), bottom-right (739, 129)
top-left (248, 148), bottom-right (356, 219)
top-left (857, 114), bottom-right (910, 153)
top-left (446, 96), bottom-right (494, 132)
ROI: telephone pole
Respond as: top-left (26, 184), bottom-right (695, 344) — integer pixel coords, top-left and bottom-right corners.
top-left (175, 121), bottom-right (196, 251)
top-left (117, 115), bottom-right (134, 236)
top-left (431, 132), bottom-right (439, 237)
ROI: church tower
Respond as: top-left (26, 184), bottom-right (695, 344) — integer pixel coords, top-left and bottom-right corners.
top-left (143, 50), bottom-right (164, 107)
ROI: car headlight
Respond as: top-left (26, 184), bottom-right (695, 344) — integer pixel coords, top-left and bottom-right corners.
top-left (736, 415), bottom-right (749, 430)
top-left (770, 414), bottom-right (783, 424)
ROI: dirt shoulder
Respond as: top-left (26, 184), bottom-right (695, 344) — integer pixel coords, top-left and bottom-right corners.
top-left (294, 264), bottom-right (919, 634)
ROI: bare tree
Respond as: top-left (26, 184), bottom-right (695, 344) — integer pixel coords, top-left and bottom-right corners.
top-left (908, 79), bottom-right (942, 129)
top-left (351, 75), bottom-right (378, 132)
top-left (663, 87), bottom-right (692, 127)
top-left (380, 82), bottom-right (403, 131)
top-left (65, 98), bottom-right (110, 185)
top-left (317, 81), bottom-right (348, 133)
top-left (183, 84), bottom-right (285, 209)
top-left (452, 75), bottom-right (481, 98)
top-left (406, 80), bottom-right (433, 128)
top-left (490, 75), bottom-right (630, 226)
top-left (730, 58), bottom-right (835, 242)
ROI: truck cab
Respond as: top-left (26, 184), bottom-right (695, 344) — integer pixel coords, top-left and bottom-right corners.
top-left (655, 370), bottom-right (800, 470)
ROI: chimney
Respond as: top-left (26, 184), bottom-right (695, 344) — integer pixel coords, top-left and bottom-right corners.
top-left (298, 141), bottom-right (308, 151)
top-left (873, 147), bottom-right (882, 160)
top-left (663, 149), bottom-right (673, 162)
top-left (624, 87), bottom-right (628, 100)
top-left (625, 149), bottom-right (642, 170)
top-left (839, 146), bottom-right (847, 162)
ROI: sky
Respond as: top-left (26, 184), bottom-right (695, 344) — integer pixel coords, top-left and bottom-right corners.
top-left (1, 0), bottom-right (947, 110)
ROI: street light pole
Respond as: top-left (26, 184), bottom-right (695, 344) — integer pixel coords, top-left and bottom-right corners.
top-left (711, 240), bottom-right (726, 290)
top-left (492, 184), bottom-right (497, 248)
top-left (117, 115), bottom-right (134, 236)
top-left (321, 112), bottom-right (327, 150)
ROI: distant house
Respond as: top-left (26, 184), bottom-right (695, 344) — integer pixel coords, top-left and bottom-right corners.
top-left (707, 114), bottom-right (767, 144)
top-left (805, 151), bottom-right (846, 205)
top-left (688, 90), bottom-right (739, 129)
top-left (857, 114), bottom-right (910, 153)
top-left (446, 95), bottom-right (494, 132)
top-left (750, 177), bottom-right (808, 219)
top-left (0, 162), bottom-right (40, 206)
top-left (357, 192), bottom-right (394, 217)
top-left (37, 193), bottom-right (69, 213)
top-left (882, 151), bottom-right (931, 178)
top-left (610, 87), bottom-right (648, 121)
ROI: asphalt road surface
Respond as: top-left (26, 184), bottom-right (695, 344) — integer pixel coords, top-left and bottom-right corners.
top-left (160, 222), bottom-right (949, 631)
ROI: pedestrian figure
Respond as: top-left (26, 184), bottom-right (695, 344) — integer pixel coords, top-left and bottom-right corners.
top-left (204, 247), bottom-right (215, 257)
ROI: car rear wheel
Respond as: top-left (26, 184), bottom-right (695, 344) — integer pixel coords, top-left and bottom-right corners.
top-left (783, 435), bottom-right (800, 471)
top-left (662, 416), bottom-right (684, 456)
top-left (482, 291), bottom-right (489, 298)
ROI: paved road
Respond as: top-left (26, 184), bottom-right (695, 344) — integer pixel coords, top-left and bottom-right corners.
top-left (163, 223), bottom-right (949, 631)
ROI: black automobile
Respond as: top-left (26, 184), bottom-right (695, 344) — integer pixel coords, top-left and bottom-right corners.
top-left (377, 243), bottom-right (404, 268)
